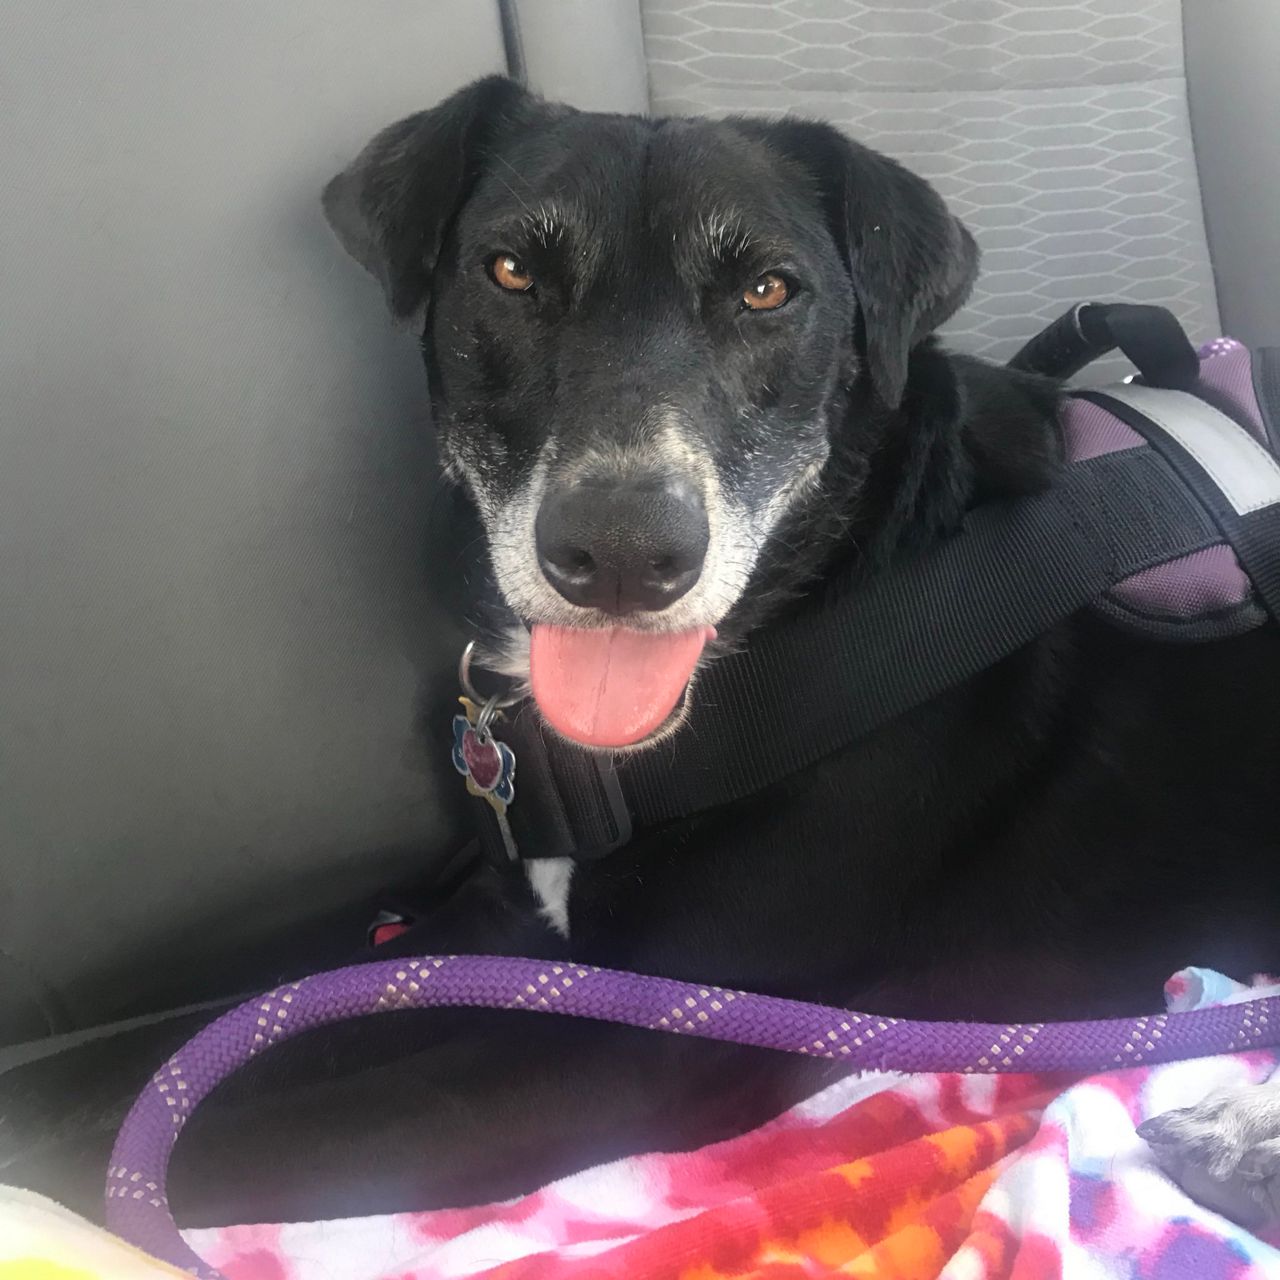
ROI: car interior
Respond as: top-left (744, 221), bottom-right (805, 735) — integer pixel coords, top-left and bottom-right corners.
top-left (2, 0), bottom-right (1279, 1254)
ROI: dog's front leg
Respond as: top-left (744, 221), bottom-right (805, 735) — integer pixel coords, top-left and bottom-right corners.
top-left (1140, 1070), bottom-right (1280, 1227)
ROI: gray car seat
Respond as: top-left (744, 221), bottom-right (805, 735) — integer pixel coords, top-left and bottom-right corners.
top-left (1, 1), bottom-right (1277, 1067)
top-left (0, 0), bottom-right (513, 1044)
top-left (517, 0), bottom-right (1280, 373)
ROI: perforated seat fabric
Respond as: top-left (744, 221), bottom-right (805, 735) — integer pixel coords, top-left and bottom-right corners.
top-left (641, 0), bottom-right (1221, 383)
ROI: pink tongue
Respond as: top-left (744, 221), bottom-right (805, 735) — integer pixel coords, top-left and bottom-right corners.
top-left (530, 625), bottom-right (712, 748)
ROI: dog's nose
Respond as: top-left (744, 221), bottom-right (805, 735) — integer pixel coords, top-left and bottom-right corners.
top-left (536, 476), bottom-right (709, 614)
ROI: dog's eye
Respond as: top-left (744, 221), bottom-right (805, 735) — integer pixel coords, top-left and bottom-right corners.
top-left (489, 253), bottom-right (535, 292)
top-left (742, 272), bottom-right (790, 312)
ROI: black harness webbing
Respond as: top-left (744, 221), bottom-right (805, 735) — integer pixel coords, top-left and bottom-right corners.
top-left (1084, 388), bottom-right (1280, 626)
top-left (1008, 301), bottom-right (1201, 389)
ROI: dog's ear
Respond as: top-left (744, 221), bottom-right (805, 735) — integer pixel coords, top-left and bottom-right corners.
top-left (322, 76), bottom-right (531, 316)
top-left (836, 140), bottom-right (979, 411)
top-left (746, 120), bottom-right (979, 410)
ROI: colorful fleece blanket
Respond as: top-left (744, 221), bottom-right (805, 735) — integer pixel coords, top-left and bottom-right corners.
top-left (175, 969), bottom-right (1280, 1280)
top-left (6, 971), bottom-right (1278, 1280)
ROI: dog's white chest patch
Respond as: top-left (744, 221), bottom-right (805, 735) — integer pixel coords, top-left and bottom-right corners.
top-left (525, 857), bottom-right (574, 938)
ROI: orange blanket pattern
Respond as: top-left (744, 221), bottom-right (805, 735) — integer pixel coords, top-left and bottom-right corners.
top-left (478, 1077), bottom-right (1054, 1280)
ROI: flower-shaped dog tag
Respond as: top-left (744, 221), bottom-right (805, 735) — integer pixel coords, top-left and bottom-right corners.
top-left (452, 696), bottom-right (516, 815)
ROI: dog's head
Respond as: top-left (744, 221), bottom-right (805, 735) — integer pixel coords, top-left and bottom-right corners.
top-left (324, 77), bottom-right (981, 749)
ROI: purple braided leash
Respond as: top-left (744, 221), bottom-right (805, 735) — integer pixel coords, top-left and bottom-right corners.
top-left (106, 953), bottom-right (1280, 1277)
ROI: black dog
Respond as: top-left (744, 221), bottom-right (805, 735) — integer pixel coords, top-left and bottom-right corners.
top-left (6, 76), bottom-right (1280, 1229)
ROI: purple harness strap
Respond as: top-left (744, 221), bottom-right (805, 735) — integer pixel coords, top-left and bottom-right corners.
top-left (106, 953), bottom-right (1280, 1276)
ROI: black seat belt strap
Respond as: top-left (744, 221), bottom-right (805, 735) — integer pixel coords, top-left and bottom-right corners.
top-left (617, 443), bottom-right (1219, 831)
top-left (477, 440), bottom-right (1220, 860)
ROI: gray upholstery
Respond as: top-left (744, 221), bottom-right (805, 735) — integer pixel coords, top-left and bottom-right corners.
top-left (1184, 0), bottom-right (1280, 348)
top-left (505, 0), bottom-right (650, 113)
top-left (641, 0), bottom-right (1222, 382)
top-left (0, 1), bottom-right (507, 1041)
